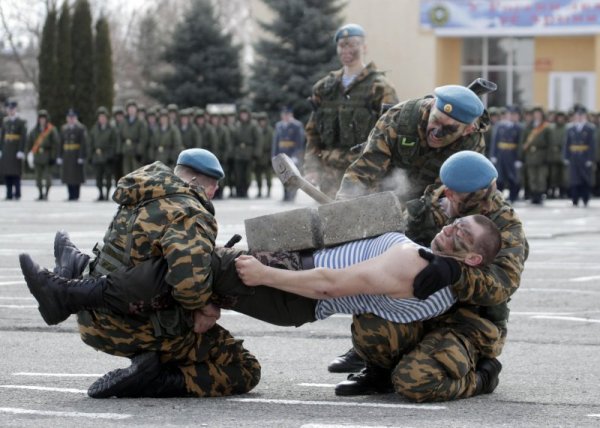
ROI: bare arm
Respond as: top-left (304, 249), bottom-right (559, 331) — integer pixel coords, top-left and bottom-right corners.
top-left (235, 244), bottom-right (426, 300)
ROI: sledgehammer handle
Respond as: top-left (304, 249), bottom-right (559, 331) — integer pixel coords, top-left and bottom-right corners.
top-left (272, 153), bottom-right (333, 204)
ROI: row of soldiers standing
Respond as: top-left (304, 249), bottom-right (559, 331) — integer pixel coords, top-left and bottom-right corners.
top-left (0, 100), bottom-right (292, 201)
top-left (486, 105), bottom-right (599, 207)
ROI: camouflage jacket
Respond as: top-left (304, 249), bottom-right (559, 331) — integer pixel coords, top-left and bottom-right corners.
top-left (304, 62), bottom-right (398, 174)
top-left (405, 185), bottom-right (528, 356)
top-left (336, 97), bottom-right (487, 202)
top-left (98, 161), bottom-right (217, 311)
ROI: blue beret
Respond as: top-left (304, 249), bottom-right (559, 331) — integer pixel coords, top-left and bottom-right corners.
top-left (177, 148), bottom-right (225, 180)
top-left (334, 24), bottom-right (365, 43)
top-left (434, 85), bottom-right (484, 124)
top-left (440, 151), bottom-right (497, 193)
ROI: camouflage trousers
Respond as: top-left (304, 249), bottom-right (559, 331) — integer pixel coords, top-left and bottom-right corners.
top-left (77, 310), bottom-right (261, 397)
top-left (352, 308), bottom-right (502, 403)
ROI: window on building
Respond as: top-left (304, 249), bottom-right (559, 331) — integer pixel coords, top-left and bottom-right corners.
top-left (461, 37), bottom-right (534, 108)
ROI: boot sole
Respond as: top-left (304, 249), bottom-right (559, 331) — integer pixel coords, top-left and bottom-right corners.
top-left (19, 254), bottom-right (68, 325)
top-left (88, 352), bottom-right (161, 398)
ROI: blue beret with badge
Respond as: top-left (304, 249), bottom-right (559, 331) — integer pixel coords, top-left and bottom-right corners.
top-left (440, 151), bottom-right (497, 193)
top-left (434, 85), bottom-right (484, 124)
top-left (177, 148), bottom-right (225, 180)
top-left (334, 23), bottom-right (365, 43)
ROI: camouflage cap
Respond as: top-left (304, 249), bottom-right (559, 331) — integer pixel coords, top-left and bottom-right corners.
top-left (96, 106), bottom-right (109, 116)
top-left (37, 109), bottom-right (49, 118)
top-left (112, 105), bottom-right (125, 115)
top-left (159, 108), bottom-right (169, 117)
top-left (138, 104), bottom-right (146, 113)
top-left (334, 23), bottom-right (365, 43)
top-left (238, 105), bottom-right (251, 114)
top-left (125, 99), bottom-right (137, 108)
top-left (167, 103), bottom-right (179, 112)
top-left (256, 111), bottom-right (268, 120)
top-left (194, 108), bottom-right (206, 117)
top-left (179, 108), bottom-right (194, 117)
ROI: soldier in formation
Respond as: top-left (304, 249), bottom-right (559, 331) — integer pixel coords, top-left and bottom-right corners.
top-left (25, 110), bottom-right (60, 201)
top-left (57, 109), bottom-right (88, 201)
top-left (304, 23), bottom-right (398, 198)
top-left (254, 112), bottom-right (274, 198)
top-left (0, 101), bottom-right (27, 200)
top-left (89, 107), bottom-right (120, 201)
top-left (272, 107), bottom-right (305, 202)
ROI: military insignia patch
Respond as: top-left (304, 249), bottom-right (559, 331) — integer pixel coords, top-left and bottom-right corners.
top-left (400, 137), bottom-right (416, 146)
top-left (444, 104), bottom-right (453, 113)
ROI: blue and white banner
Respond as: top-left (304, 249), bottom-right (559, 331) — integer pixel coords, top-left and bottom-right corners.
top-left (421, 0), bottom-right (600, 35)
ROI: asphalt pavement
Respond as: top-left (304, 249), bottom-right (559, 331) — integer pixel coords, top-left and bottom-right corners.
top-left (0, 180), bottom-right (599, 427)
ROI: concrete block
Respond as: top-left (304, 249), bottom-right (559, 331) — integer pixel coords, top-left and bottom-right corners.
top-left (319, 191), bottom-right (405, 247)
top-left (245, 207), bottom-right (322, 252)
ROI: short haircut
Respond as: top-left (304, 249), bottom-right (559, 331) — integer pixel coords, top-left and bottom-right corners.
top-left (471, 214), bottom-right (502, 265)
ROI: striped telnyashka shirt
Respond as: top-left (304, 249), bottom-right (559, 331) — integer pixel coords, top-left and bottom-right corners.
top-left (313, 232), bottom-right (456, 323)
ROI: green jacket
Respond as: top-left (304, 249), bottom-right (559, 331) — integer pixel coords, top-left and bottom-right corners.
top-left (120, 116), bottom-right (149, 160)
top-left (179, 124), bottom-right (201, 150)
top-left (521, 122), bottom-right (552, 166)
top-left (256, 124), bottom-right (274, 168)
top-left (150, 125), bottom-right (183, 167)
top-left (89, 123), bottom-right (119, 165)
top-left (0, 116), bottom-right (27, 176)
top-left (26, 123), bottom-right (60, 166)
top-left (59, 122), bottom-right (88, 185)
top-left (233, 120), bottom-right (260, 161)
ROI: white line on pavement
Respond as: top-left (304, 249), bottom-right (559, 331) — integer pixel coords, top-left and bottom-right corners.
top-left (0, 407), bottom-right (131, 420)
top-left (298, 383), bottom-right (334, 388)
top-left (0, 385), bottom-right (87, 394)
top-left (0, 281), bottom-right (25, 286)
top-left (512, 311), bottom-right (600, 316)
top-left (0, 305), bottom-right (37, 309)
top-left (0, 297), bottom-right (34, 300)
top-left (588, 414), bottom-right (600, 418)
top-left (13, 373), bottom-right (103, 378)
top-left (570, 275), bottom-right (600, 282)
top-left (302, 425), bottom-right (405, 428)
top-left (531, 316), bottom-right (600, 324)
top-left (227, 398), bottom-right (447, 410)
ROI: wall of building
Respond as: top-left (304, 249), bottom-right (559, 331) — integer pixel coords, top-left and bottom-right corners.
top-left (435, 38), bottom-right (461, 86)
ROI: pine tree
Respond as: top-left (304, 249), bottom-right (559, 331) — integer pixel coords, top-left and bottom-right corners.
top-left (38, 7), bottom-right (59, 120)
top-left (94, 16), bottom-right (114, 113)
top-left (150, 0), bottom-right (243, 107)
top-left (56, 1), bottom-right (72, 124)
top-left (71, 0), bottom-right (95, 127)
top-left (249, 0), bottom-right (344, 122)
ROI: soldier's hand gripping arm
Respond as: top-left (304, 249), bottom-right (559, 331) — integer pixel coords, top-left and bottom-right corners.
top-left (413, 249), bottom-right (462, 299)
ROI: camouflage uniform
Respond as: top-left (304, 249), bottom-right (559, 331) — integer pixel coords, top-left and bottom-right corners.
top-left (305, 62), bottom-right (398, 198)
top-left (78, 162), bottom-right (260, 397)
top-left (336, 98), bottom-right (488, 202)
top-left (26, 120), bottom-right (60, 200)
top-left (352, 186), bottom-right (528, 402)
top-left (521, 121), bottom-right (552, 204)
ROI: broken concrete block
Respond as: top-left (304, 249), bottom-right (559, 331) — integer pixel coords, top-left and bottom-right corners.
top-left (319, 192), bottom-right (405, 247)
top-left (245, 207), bottom-right (322, 252)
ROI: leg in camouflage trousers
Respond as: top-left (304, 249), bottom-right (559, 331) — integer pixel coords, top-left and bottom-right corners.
top-left (77, 310), bottom-right (261, 397)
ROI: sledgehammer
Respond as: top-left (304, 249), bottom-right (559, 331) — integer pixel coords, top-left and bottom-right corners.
top-left (271, 154), bottom-right (333, 204)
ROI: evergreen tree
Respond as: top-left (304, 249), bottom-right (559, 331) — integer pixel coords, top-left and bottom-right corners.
top-left (38, 7), bottom-right (59, 120)
top-left (94, 16), bottom-right (114, 113)
top-left (150, 0), bottom-right (243, 107)
top-left (56, 1), bottom-right (72, 124)
top-left (249, 0), bottom-right (344, 123)
top-left (71, 0), bottom-right (95, 127)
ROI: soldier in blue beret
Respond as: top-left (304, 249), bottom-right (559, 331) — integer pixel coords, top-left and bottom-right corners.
top-left (304, 22), bottom-right (398, 199)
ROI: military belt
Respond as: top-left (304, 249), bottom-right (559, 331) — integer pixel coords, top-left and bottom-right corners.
top-left (4, 133), bottom-right (21, 141)
top-left (278, 140), bottom-right (296, 148)
top-left (63, 143), bottom-right (81, 151)
top-left (497, 142), bottom-right (517, 150)
top-left (569, 144), bottom-right (590, 152)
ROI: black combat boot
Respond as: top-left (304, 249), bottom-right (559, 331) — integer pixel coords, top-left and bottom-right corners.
top-left (96, 188), bottom-right (104, 201)
top-left (473, 357), bottom-right (502, 396)
top-left (53, 230), bottom-right (90, 279)
top-left (88, 356), bottom-right (191, 398)
top-left (334, 363), bottom-right (393, 396)
top-left (328, 347), bottom-right (365, 373)
top-left (87, 352), bottom-right (162, 398)
top-left (36, 188), bottom-right (44, 201)
top-left (19, 254), bottom-right (106, 325)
